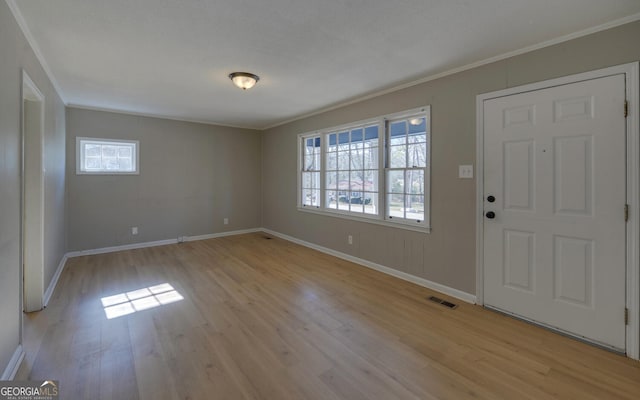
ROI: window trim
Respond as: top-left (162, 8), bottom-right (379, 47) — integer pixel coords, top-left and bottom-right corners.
top-left (297, 106), bottom-right (431, 233)
top-left (76, 137), bottom-right (140, 175)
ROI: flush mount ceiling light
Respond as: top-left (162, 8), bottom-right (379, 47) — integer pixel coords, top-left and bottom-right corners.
top-left (229, 72), bottom-right (260, 90)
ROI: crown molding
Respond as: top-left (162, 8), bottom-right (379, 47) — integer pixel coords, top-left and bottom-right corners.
top-left (6, 0), bottom-right (67, 103)
top-left (262, 12), bottom-right (640, 131)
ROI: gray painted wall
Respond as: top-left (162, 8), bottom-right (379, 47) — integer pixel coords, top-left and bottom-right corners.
top-left (0, 1), bottom-right (66, 376)
top-left (3, 3), bottom-right (639, 377)
top-left (262, 21), bottom-right (640, 296)
top-left (66, 108), bottom-right (262, 251)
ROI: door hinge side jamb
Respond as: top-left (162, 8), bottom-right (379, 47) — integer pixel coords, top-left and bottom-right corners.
top-left (625, 204), bottom-right (629, 222)
top-left (624, 100), bottom-right (629, 118)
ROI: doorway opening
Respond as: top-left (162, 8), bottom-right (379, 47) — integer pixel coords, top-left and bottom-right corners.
top-left (22, 70), bottom-right (45, 313)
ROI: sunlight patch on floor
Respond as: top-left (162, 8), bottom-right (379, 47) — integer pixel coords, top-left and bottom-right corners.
top-left (101, 283), bottom-right (184, 319)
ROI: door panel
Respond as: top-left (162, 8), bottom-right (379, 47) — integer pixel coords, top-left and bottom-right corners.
top-left (553, 135), bottom-right (593, 216)
top-left (503, 229), bottom-right (535, 292)
top-left (483, 74), bottom-right (626, 350)
top-left (553, 235), bottom-right (593, 306)
top-left (503, 140), bottom-right (534, 211)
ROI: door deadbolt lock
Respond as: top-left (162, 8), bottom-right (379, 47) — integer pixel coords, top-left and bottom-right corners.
top-left (487, 195), bottom-right (495, 203)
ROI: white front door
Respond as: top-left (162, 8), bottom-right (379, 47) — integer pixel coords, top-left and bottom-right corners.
top-left (482, 74), bottom-right (627, 350)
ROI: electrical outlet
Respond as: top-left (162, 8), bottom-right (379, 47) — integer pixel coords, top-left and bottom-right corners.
top-left (132, 227), bottom-right (138, 235)
top-left (458, 165), bottom-right (474, 179)
top-left (348, 235), bottom-right (353, 245)
top-left (177, 236), bottom-right (185, 243)
top-left (224, 218), bottom-right (229, 225)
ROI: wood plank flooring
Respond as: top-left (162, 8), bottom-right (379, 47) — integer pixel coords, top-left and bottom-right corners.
top-left (16, 233), bottom-right (640, 399)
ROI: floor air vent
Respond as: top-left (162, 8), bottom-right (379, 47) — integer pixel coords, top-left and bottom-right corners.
top-left (428, 296), bottom-right (458, 309)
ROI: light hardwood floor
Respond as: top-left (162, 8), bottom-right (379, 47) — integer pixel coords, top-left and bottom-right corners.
top-left (17, 233), bottom-right (640, 399)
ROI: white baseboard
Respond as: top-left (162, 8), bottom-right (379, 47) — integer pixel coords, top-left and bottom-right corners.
top-left (1, 345), bottom-right (25, 380)
top-left (43, 254), bottom-right (68, 307)
top-left (66, 228), bottom-right (264, 258)
top-left (186, 228), bottom-right (263, 242)
top-left (262, 228), bottom-right (477, 304)
top-left (66, 238), bottom-right (178, 258)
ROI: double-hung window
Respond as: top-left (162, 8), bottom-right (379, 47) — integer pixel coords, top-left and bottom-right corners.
top-left (298, 107), bottom-right (430, 231)
top-left (301, 135), bottom-right (321, 207)
top-left (386, 115), bottom-right (429, 225)
top-left (325, 123), bottom-right (380, 215)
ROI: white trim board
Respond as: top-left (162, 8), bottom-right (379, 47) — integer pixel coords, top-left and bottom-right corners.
top-left (6, 0), bottom-right (66, 103)
top-left (21, 69), bottom-right (46, 314)
top-left (67, 104), bottom-right (255, 131)
top-left (1, 345), bottom-right (25, 380)
top-left (65, 228), bottom-right (263, 258)
top-left (263, 13), bottom-right (640, 130)
top-left (185, 228), bottom-right (263, 242)
top-left (475, 62), bottom-right (640, 360)
top-left (43, 254), bottom-right (68, 307)
top-left (66, 238), bottom-right (178, 258)
top-left (262, 228), bottom-right (476, 305)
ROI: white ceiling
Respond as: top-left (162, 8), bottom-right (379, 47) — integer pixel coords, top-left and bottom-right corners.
top-left (10, 0), bottom-right (640, 129)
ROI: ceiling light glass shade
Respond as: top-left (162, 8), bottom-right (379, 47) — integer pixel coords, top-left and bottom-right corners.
top-left (229, 72), bottom-right (260, 90)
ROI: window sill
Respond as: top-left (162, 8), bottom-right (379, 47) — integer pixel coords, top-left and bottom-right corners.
top-left (76, 171), bottom-right (139, 175)
top-left (297, 206), bottom-right (431, 233)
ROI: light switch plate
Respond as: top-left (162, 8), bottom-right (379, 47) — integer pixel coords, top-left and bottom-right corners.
top-left (459, 165), bottom-right (474, 179)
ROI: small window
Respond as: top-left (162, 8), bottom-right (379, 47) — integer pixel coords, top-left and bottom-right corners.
top-left (76, 137), bottom-right (139, 175)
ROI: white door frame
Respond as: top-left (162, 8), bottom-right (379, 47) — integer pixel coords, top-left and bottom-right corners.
top-left (21, 69), bottom-right (45, 313)
top-left (475, 62), bottom-right (640, 360)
